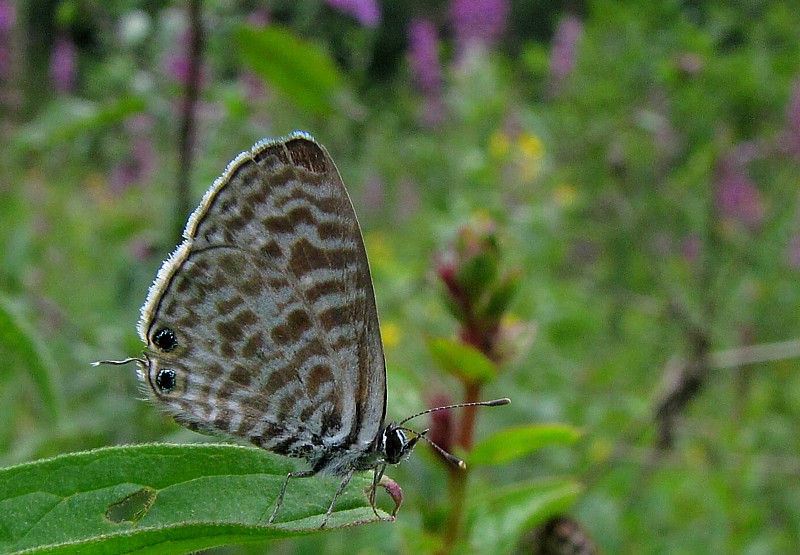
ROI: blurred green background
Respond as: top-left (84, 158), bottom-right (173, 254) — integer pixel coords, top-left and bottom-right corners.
top-left (2, 0), bottom-right (800, 553)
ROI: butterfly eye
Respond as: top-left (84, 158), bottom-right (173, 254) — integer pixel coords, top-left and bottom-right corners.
top-left (155, 369), bottom-right (177, 393)
top-left (152, 328), bottom-right (177, 352)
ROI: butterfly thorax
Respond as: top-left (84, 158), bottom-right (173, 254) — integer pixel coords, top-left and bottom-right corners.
top-left (305, 422), bottom-right (419, 475)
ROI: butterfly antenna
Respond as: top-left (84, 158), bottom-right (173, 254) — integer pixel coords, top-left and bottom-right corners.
top-left (91, 357), bottom-right (146, 367)
top-left (397, 398), bottom-right (510, 426)
top-left (398, 426), bottom-right (467, 469)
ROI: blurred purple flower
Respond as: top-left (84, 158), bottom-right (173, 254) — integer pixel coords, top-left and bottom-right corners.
top-left (246, 9), bottom-right (270, 27)
top-left (549, 15), bottom-right (583, 88)
top-left (408, 19), bottom-right (441, 95)
top-left (0, 0), bottom-right (13, 77)
top-left (408, 18), bottom-right (444, 126)
top-left (363, 174), bottom-right (385, 213)
top-left (238, 11), bottom-right (271, 102)
top-left (0, 47), bottom-right (7, 78)
top-left (450, 0), bottom-right (509, 55)
top-left (165, 52), bottom-right (192, 83)
top-left (241, 70), bottom-right (266, 100)
top-left (128, 235), bottom-right (157, 262)
top-left (0, 0), bottom-right (14, 32)
top-left (164, 29), bottom-right (208, 85)
top-left (110, 116), bottom-right (156, 194)
top-left (681, 235), bottom-right (701, 263)
top-left (715, 144), bottom-right (764, 229)
top-left (398, 179), bottom-right (420, 220)
top-left (110, 137), bottom-right (155, 194)
top-left (325, 0), bottom-right (380, 28)
top-left (675, 52), bottom-right (703, 77)
top-left (50, 37), bottom-right (77, 93)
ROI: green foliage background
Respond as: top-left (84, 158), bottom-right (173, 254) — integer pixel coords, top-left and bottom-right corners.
top-left (2, 0), bottom-right (800, 553)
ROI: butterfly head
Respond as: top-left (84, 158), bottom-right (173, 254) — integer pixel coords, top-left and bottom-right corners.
top-left (381, 423), bottom-right (424, 465)
top-left (380, 398), bottom-right (512, 469)
top-left (380, 421), bottom-right (468, 469)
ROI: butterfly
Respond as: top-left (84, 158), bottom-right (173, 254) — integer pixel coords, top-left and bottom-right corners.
top-left (95, 132), bottom-right (509, 527)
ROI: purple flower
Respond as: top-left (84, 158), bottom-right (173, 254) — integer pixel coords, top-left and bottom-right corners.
top-left (166, 54), bottom-right (190, 83)
top-left (0, 0), bottom-right (15, 33)
top-left (110, 116), bottom-right (155, 194)
top-left (50, 37), bottom-right (77, 93)
top-left (408, 18), bottom-right (444, 126)
top-left (240, 70), bottom-right (266, 101)
top-left (676, 52), bottom-right (703, 76)
top-left (0, 0), bottom-right (13, 78)
top-left (238, 11), bottom-right (271, 102)
top-left (408, 19), bottom-right (441, 95)
top-left (715, 144), bottom-right (764, 229)
top-left (128, 235), bottom-right (157, 262)
top-left (681, 235), bottom-right (701, 263)
top-left (325, 0), bottom-right (380, 28)
top-left (549, 15), bottom-right (583, 88)
top-left (163, 29), bottom-right (208, 85)
top-left (363, 174), bottom-right (385, 214)
top-left (0, 45), bottom-right (7, 78)
top-left (110, 137), bottom-right (155, 194)
top-left (246, 9), bottom-right (270, 28)
top-left (450, 0), bottom-right (509, 55)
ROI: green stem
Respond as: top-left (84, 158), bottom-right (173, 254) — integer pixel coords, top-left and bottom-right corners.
top-left (440, 464), bottom-right (468, 554)
top-left (440, 382), bottom-right (482, 554)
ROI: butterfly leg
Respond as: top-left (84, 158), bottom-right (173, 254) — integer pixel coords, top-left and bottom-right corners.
top-left (368, 463), bottom-right (387, 518)
top-left (268, 469), bottom-right (315, 524)
top-left (320, 467), bottom-right (356, 528)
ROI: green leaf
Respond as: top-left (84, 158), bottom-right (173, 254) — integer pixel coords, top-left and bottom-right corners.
top-left (235, 25), bottom-right (344, 115)
top-left (469, 424), bottom-right (582, 466)
top-left (0, 444), bottom-right (390, 555)
top-left (456, 252), bottom-right (498, 302)
top-left (425, 337), bottom-right (497, 383)
top-left (479, 271), bottom-right (521, 321)
top-left (441, 293), bottom-right (467, 324)
top-left (0, 297), bottom-right (61, 423)
top-left (466, 478), bottom-right (582, 555)
top-left (9, 97), bottom-right (145, 156)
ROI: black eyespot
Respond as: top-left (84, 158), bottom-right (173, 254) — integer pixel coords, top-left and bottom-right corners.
top-left (152, 328), bottom-right (177, 352)
top-left (384, 427), bottom-right (407, 464)
top-left (155, 369), bottom-right (176, 393)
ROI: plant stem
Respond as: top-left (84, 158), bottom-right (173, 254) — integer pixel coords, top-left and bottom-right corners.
top-left (440, 381), bottom-right (482, 554)
top-left (174, 0), bottom-right (203, 243)
top-left (458, 382), bottom-right (481, 450)
top-left (440, 462), bottom-right (468, 554)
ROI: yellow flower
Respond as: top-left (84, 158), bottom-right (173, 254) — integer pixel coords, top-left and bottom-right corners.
top-left (554, 183), bottom-right (577, 207)
top-left (488, 130), bottom-right (511, 158)
top-left (381, 321), bottom-right (401, 348)
top-left (517, 132), bottom-right (544, 160)
top-left (364, 230), bottom-right (393, 270)
top-left (589, 437), bottom-right (613, 463)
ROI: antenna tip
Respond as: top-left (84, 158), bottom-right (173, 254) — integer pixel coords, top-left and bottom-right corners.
top-left (488, 398), bottom-right (511, 406)
top-left (443, 451), bottom-right (466, 469)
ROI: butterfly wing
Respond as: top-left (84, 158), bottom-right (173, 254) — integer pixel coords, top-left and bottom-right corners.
top-left (137, 132), bottom-right (387, 464)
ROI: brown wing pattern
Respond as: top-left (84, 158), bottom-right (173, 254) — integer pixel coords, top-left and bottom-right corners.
top-left (138, 133), bottom-right (386, 461)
